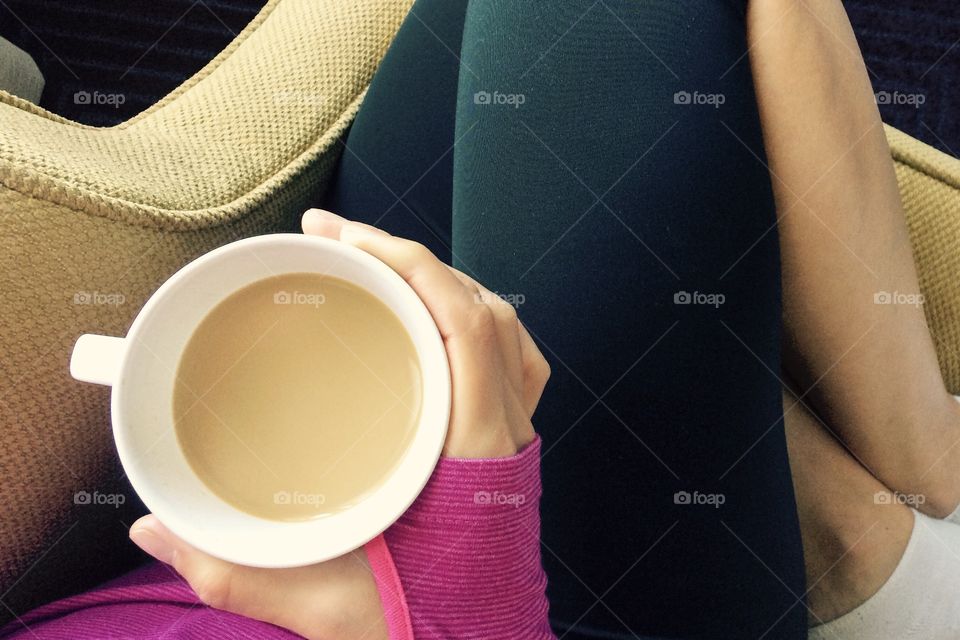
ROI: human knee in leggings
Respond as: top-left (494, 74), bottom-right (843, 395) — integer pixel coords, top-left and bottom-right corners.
top-left (328, 0), bottom-right (804, 637)
top-left (451, 1), bottom-right (804, 638)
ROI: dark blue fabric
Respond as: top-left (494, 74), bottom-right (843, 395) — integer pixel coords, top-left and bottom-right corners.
top-left (843, 0), bottom-right (960, 157)
top-left (0, 1), bottom-right (259, 126)
top-left (326, 1), bottom-right (806, 638)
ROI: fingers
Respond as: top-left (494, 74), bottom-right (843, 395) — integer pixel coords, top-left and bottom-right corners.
top-left (301, 209), bottom-right (341, 240)
top-left (130, 515), bottom-right (257, 613)
top-left (517, 319), bottom-right (551, 418)
top-left (338, 225), bottom-right (479, 340)
top-left (304, 209), bottom-right (479, 339)
top-left (449, 266), bottom-right (549, 419)
top-left (448, 269), bottom-right (524, 388)
top-left (303, 208), bottom-right (499, 343)
top-left (298, 207), bottom-right (550, 455)
top-left (301, 208), bottom-right (388, 241)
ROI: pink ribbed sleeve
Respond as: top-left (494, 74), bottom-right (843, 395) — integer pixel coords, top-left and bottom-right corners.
top-left (0, 440), bottom-right (553, 640)
top-left (366, 436), bottom-right (555, 639)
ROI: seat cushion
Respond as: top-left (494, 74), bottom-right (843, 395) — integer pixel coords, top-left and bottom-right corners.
top-left (0, 0), bottom-right (412, 623)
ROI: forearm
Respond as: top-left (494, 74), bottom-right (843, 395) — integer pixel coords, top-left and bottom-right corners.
top-left (367, 437), bottom-right (554, 639)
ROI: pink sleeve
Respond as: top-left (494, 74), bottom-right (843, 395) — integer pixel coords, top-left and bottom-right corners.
top-left (363, 436), bottom-right (555, 639)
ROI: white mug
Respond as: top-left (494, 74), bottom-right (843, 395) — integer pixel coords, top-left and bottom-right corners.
top-left (70, 233), bottom-right (450, 568)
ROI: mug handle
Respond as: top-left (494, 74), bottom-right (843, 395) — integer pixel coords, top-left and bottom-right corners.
top-left (70, 334), bottom-right (126, 387)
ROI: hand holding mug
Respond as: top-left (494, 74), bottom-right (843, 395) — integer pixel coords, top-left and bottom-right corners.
top-left (123, 209), bottom-right (550, 639)
top-left (301, 208), bottom-right (550, 458)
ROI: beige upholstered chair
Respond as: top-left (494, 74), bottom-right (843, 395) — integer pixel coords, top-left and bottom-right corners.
top-left (0, 0), bottom-right (957, 623)
top-left (0, 0), bottom-right (412, 619)
top-left (886, 126), bottom-right (960, 387)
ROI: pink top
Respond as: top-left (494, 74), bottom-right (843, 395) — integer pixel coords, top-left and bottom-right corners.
top-left (0, 438), bottom-right (554, 639)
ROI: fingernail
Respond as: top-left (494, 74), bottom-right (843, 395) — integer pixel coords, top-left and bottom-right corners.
top-left (305, 208), bottom-right (343, 221)
top-left (130, 522), bottom-right (174, 564)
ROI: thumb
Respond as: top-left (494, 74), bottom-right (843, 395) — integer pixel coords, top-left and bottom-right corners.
top-left (129, 515), bottom-right (247, 612)
top-left (128, 515), bottom-right (387, 640)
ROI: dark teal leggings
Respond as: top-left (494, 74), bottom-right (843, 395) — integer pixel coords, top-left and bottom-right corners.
top-left (324, 1), bottom-right (806, 638)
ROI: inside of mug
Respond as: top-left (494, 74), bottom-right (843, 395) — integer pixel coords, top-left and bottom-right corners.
top-left (114, 234), bottom-right (449, 567)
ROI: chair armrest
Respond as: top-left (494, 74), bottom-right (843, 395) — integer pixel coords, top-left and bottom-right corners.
top-left (886, 124), bottom-right (960, 392)
top-left (0, 0), bottom-right (413, 228)
top-left (0, 0), bottom-right (412, 622)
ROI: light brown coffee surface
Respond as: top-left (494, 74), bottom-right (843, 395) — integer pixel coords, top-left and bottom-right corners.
top-left (173, 273), bottom-right (422, 521)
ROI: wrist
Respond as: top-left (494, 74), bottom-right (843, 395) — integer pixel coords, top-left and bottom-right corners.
top-left (380, 435), bottom-right (551, 639)
top-left (401, 435), bottom-right (542, 525)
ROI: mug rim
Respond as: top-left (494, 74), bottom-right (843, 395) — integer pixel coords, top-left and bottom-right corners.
top-left (112, 233), bottom-right (451, 567)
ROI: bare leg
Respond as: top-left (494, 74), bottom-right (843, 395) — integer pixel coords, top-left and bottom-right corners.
top-left (783, 386), bottom-right (913, 622)
top-left (747, 0), bottom-right (960, 517)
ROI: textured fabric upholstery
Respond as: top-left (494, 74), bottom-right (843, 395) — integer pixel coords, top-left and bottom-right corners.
top-left (0, 0), bottom-right (412, 621)
top-left (887, 125), bottom-right (960, 392)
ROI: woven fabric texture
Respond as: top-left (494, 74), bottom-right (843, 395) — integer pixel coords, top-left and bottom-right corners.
top-left (887, 124), bottom-right (960, 391)
top-left (0, 0), bottom-right (412, 622)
